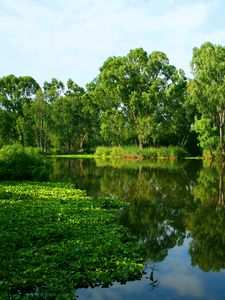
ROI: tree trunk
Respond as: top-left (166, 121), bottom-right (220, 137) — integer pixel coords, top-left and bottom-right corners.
top-left (219, 111), bottom-right (225, 154)
top-left (79, 135), bottom-right (85, 152)
top-left (138, 136), bottom-right (143, 151)
top-left (218, 164), bottom-right (224, 206)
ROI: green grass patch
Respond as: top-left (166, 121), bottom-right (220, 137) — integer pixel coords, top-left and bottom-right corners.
top-left (0, 182), bottom-right (145, 299)
top-left (95, 145), bottom-right (188, 160)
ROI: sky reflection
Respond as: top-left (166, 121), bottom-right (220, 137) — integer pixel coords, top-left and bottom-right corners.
top-left (78, 238), bottom-right (225, 300)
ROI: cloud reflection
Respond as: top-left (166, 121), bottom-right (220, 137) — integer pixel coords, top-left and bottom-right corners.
top-left (162, 273), bottom-right (204, 298)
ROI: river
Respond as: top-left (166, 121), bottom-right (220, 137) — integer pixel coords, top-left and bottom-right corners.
top-left (50, 158), bottom-right (225, 300)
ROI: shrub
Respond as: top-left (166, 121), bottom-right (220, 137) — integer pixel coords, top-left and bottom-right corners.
top-left (0, 144), bottom-right (51, 180)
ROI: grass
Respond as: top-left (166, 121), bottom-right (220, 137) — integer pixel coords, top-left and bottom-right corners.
top-left (95, 145), bottom-right (188, 160)
top-left (0, 182), bottom-right (145, 299)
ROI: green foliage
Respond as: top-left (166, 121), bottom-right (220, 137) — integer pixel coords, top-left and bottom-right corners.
top-left (110, 146), bottom-right (141, 158)
top-left (0, 75), bottom-right (41, 147)
top-left (193, 117), bottom-right (218, 156)
top-left (142, 146), bottom-right (187, 159)
top-left (0, 182), bottom-right (144, 298)
top-left (91, 48), bottom-right (188, 149)
top-left (0, 144), bottom-right (51, 180)
top-left (190, 42), bottom-right (225, 154)
top-left (95, 146), bottom-right (141, 158)
top-left (95, 146), bottom-right (111, 156)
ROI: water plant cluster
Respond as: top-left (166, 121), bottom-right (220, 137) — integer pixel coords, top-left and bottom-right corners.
top-left (0, 182), bottom-right (145, 299)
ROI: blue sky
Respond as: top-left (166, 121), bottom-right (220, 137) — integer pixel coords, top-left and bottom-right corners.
top-left (0, 0), bottom-right (225, 87)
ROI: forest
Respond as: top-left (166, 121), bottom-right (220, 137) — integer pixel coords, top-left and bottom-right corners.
top-left (1, 41), bottom-right (225, 158)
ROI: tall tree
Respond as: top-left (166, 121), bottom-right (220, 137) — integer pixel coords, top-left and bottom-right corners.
top-left (43, 78), bottom-right (64, 103)
top-left (0, 75), bottom-right (40, 146)
top-left (190, 42), bottom-right (225, 155)
top-left (92, 48), bottom-right (187, 149)
top-left (51, 80), bottom-right (94, 153)
top-left (25, 90), bottom-right (51, 152)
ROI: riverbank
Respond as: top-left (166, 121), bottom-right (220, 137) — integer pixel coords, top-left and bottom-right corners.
top-left (0, 182), bottom-right (145, 299)
top-left (50, 145), bottom-right (189, 160)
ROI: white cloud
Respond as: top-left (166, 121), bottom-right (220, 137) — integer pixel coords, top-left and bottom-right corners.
top-left (0, 0), bottom-right (224, 85)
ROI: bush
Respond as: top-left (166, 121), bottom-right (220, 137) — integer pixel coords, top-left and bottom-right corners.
top-left (0, 144), bottom-right (52, 180)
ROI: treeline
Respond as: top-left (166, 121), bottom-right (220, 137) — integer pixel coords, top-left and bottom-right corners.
top-left (0, 42), bottom-right (225, 156)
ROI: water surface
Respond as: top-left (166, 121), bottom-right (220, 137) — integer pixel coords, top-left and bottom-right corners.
top-left (51, 158), bottom-right (225, 299)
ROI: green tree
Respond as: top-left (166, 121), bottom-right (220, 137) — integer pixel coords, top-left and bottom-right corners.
top-left (27, 90), bottom-right (51, 152)
top-left (193, 117), bottom-right (218, 157)
top-left (190, 42), bottom-right (225, 155)
top-left (92, 48), bottom-right (187, 149)
top-left (0, 75), bottom-right (40, 146)
top-left (51, 79), bottom-right (94, 153)
top-left (43, 78), bottom-right (64, 103)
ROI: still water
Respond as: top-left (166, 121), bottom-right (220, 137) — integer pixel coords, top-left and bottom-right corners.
top-left (51, 158), bottom-right (225, 300)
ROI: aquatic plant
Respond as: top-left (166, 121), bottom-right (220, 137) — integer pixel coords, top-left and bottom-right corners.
top-left (0, 182), bottom-right (144, 299)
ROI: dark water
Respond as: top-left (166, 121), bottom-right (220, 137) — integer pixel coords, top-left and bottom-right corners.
top-left (51, 158), bottom-right (225, 300)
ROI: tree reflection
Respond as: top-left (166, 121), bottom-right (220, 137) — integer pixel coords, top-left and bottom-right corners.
top-left (50, 158), bottom-right (102, 197)
top-left (192, 161), bottom-right (225, 206)
top-left (50, 158), bottom-right (225, 273)
top-left (111, 161), bottom-right (200, 262)
top-left (97, 159), bottom-right (197, 203)
top-left (188, 162), bottom-right (225, 271)
top-left (188, 203), bottom-right (225, 272)
top-left (119, 201), bottom-right (188, 261)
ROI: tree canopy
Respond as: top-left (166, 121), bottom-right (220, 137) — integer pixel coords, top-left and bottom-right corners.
top-left (189, 42), bottom-right (225, 156)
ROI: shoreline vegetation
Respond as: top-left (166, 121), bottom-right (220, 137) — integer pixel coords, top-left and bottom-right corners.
top-left (94, 146), bottom-right (188, 160)
top-left (50, 146), bottom-right (189, 160)
top-left (0, 182), bottom-right (145, 299)
top-left (50, 145), bottom-right (197, 160)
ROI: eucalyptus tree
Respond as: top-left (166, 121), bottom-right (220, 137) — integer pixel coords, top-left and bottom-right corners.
top-left (25, 90), bottom-right (51, 152)
top-left (92, 48), bottom-right (187, 148)
top-left (189, 42), bottom-right (225, 155)
top-left (50, 79), bottom-right (95, 153)
top-left (0, 75), bottom-right (40, 146)
top-left (43, 78), bottom-right (65, 103)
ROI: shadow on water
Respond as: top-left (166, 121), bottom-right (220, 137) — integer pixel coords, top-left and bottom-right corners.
top-left (50, 158), bottom-right (225, 300)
